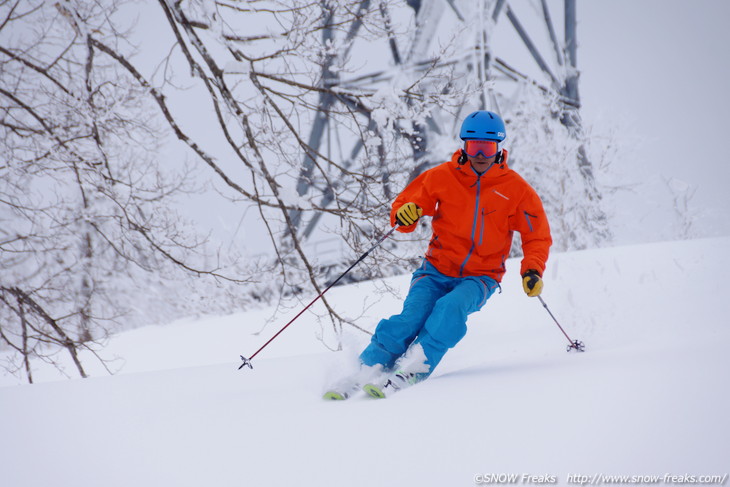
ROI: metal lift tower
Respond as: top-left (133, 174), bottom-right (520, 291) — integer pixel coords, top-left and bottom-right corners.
top-left (290, 0), bottom-right (609, 250)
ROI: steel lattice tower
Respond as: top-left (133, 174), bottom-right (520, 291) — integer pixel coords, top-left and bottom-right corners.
top-left (290, 0), bottom-right (609, 248)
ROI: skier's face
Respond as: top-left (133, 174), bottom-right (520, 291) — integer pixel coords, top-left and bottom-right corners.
top-left (467, 153), bottom-right (497, 173)
top-left (464, 139), bottom-right (499, 172)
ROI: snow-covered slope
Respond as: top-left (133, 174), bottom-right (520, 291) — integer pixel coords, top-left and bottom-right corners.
top-left (1, 237), bottom-right (729, 487)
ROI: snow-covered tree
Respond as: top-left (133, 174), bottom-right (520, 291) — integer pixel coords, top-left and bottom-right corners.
top-left (1, 0), bottom-right (618, 379)
top-left (0, 0), bottom-right (254, 382)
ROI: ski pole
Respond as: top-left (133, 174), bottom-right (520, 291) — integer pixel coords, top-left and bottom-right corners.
top-left (238, 225), bottom-right (399, 370)
top-left (537, 295), bottom-right (585, 352)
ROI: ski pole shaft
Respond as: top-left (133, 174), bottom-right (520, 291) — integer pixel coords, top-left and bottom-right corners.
top-left (537, 295), bottom-right (585, 352)
top-left (239, 225), bottom-right (399, 369)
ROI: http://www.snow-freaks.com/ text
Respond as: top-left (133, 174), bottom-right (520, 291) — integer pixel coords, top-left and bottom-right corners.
top-left (473, 473), bottom-right (728, 485)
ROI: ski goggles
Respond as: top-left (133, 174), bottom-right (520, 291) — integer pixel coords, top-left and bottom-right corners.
top-left (463, 139), bottom-right (500, 158)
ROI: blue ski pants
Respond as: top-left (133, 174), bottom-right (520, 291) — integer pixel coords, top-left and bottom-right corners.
top-left (360, 259), bottom-right (498, 376)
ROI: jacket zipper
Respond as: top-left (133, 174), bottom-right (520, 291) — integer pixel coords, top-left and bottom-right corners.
top-left (479, 208), bottom-right (497, 245)
top-left (459, 174), bottom-right (482, 276)
top-left (524, 211), bottom-right (537, 232)
top-left (478, 208), bottom-right (486, 245)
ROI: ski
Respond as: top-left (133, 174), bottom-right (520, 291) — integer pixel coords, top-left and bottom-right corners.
top-left (322, 381), bottom-right (361, 401)
top-left (363, 370), bottom-right (423, 399)
top-left (322, 391), bottom-right (349, 400)
top-left (322, 364), bottom-right (387, 401)
top-left (362, 382), bottom-right (387, 399)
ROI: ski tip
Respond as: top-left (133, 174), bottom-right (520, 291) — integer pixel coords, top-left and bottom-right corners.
top-left (363, 383), bottom-right (386, 399)
top-left (323, 391), bottom-right (349, 401)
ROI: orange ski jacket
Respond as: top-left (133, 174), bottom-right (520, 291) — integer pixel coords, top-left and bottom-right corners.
top-left (391, 149), bottom-right (552, 282)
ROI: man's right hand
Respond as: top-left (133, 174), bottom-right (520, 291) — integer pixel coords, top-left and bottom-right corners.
top-left (521, 270), bottom-right (543, 297)
top-left (395, 202), bottom-right (423, 226)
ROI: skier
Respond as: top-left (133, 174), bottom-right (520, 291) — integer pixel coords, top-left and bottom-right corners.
top-left (325, 110), bottom-right (552, 399)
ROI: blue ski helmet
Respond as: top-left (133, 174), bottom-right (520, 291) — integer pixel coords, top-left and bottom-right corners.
top-left (459, 110), bottom-right (506, 141)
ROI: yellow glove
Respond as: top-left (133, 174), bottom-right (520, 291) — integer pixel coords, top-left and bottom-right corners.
top-left (395, 202), bottom-right (423, 226)
top-left (522, 270), bottom-right (543, 297)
